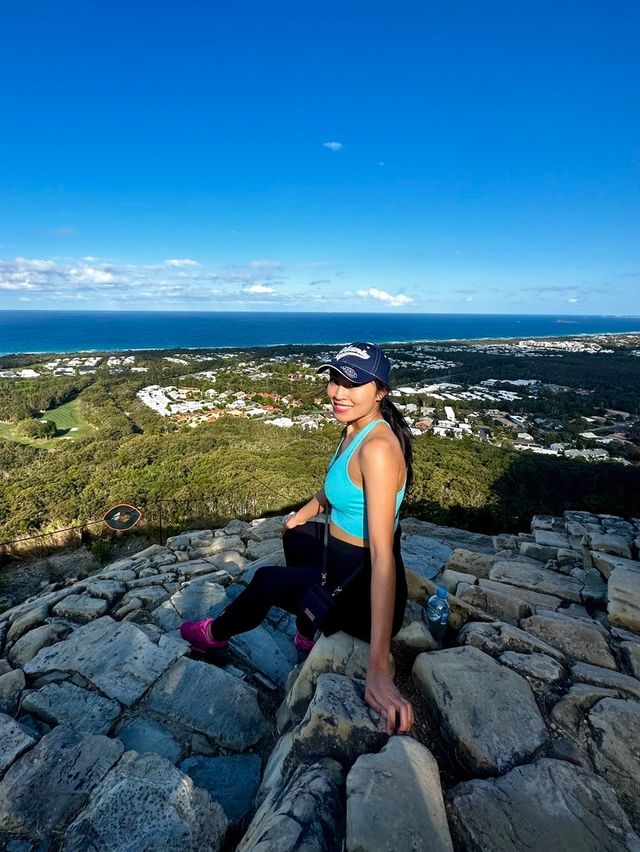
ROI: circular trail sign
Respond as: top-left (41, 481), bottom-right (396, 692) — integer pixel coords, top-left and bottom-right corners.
top-left (103, 504), bottom-right (143, 532)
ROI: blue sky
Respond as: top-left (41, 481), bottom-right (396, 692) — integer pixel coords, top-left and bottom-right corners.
top-left (1, 0), bottom-right (639, 313)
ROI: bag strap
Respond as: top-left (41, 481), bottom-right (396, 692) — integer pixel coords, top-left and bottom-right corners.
top-left (320, 504), bottom-right (364, 598)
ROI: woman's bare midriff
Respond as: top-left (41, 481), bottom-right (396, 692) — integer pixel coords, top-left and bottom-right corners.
top-left (329, 521), bottom-right (369, 548)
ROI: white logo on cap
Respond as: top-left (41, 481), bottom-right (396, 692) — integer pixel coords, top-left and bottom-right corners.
top-left (340, 365), bottom-right (359, 379)
top-left (336, 345), bottom-right (370, 360)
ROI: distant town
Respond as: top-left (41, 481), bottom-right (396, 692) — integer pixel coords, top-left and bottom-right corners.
top-left (2, 332), bottom-right (638, 466)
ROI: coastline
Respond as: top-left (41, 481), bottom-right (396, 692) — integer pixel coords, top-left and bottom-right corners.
top-left (1, 309), bottom-right (640, 358)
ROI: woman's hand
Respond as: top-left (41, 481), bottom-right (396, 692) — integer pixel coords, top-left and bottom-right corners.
top-left (365, 668), bottom-right (414, 735)
top-left (281, 511), bottom-right (303, 536)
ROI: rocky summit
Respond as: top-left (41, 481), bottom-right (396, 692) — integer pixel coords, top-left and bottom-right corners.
top-left (0, 510), bottom-right (639, 850)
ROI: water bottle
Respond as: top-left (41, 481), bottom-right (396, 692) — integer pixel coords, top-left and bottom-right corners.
top-left (425, 586), bottom-right (450, 642)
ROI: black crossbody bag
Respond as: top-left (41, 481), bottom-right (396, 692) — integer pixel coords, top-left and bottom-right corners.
top-left (298, 505), bottom-right (364, 633)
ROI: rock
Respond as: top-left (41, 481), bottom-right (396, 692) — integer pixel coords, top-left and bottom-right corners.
top-left (6, 604), bottom-right (50, 644)
top-left (571, 662), bottom-right (640, 700)
top-left (0, 712), bottom-right (35, 774)
top-left (117, 715), bottom-right (183, 763)
top-left (460, 585), bottom-right (532, 625)
top-left (447, 757), bottom-right (639, 851)
top-left (223, 518), bottom-right (251, 537)
top-left (592, 551), bottom-right (640, 579)
top-left (392, 619), bottom-right (440, 654)
top-left (230, 624), bottom-right (295, 689)
top-left (84, 579), bottom-right (126, 605)
top-left (346, 737), bottom-right (453, 852)
top-left (255, 732), bottom-right (293, 808)
top-left (121, 585), bottom-right (169, 607)
top-left (441, 568), bottom-right (477, 593)
top-left (445, 548), bottom-right (495, 579)
top-left (132, 543), bottom-right (173, 561)
top-left (588, 532), bottom-right (633, 559)
top-left (152, 578), bottom-right (229, 632)
top-left (23, 617), bottom-right (186, 706)
top-left (20, 682), bottom-right (120, 735)
top-left (412, 645), bottom-right (548, 776)
top-left (588, 697), bottom-right (640, 830)
top-left (519, 612), bottom-right (616, 669)
top-left (0, 726), bottom-right (122, 839)
top-left (190, 535), bottom-right (246, 559)
top-left (399, 518), bottom-right (494, 553)
top-left (205, 550), bottom-right (250, 576)
top-left (621, 642), bottom-right (640, 678)
top-left (457, 621), bottom-right (566, 663)
top-left (289, 673), bottom-right (387, 769)
top-left (519, 541), bottom-right (559, 562)
top-left (478, 578), bottom-right (563, 611)
top-left (146, 656), bottom-right (269, 751)
top-left (125, 572), bottom-right (176, 590)
top-left (180, 754), bottom-right (261, 826)
top-left (282, 632), bottom-right (374, 727)
top-left (8, 623), bottom-right (71, 668)
top-left (401, 535), bottom-right (453, 581)
top-left (550, 683), bottom-right (619, 752)
top-left (63, 750), bottom-right (228, 852)
top-left (498, 651), bottom-right (565, 690)
top-left (51, 594), bottom-right (109, 623)
top-left (244, 537), bottom-right (283, 562)
top-left (0, 669), bottom-right (26, 716)
top-left (534, 529), bottom-right (571, 549)
top-left (167, 530), bottom-right (211, 550)
top-left (608, 567), bottom-right (640, 633)
top-left (490, 560), bottom-right (583, 602)
top-left (236, 758), bottom-right (344, 852)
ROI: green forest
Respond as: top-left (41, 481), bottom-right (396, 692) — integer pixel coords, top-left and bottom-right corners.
top-left (1, 341), bottom-right (640, 553)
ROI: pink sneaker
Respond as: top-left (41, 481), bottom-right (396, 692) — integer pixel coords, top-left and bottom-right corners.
top-left (294, 631), bottom-right (316, 654)
top-left (180, 617), bottom-right (229, 653)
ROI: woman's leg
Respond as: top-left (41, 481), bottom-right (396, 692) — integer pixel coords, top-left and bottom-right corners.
top-left (282, 520), bottom-right (325, 568)
top-left (211, 563), bottom-right (323, 641)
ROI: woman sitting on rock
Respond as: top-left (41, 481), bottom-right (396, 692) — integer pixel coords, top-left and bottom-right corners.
top-left (181, 342), bottom-right (414, 734)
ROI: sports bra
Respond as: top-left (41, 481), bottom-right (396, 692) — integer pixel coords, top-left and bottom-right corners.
top-left (324, 419), bottom-right (406, 540)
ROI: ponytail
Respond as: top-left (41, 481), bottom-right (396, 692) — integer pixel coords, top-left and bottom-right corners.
top-left (378, 387), bottom-right (413, 492)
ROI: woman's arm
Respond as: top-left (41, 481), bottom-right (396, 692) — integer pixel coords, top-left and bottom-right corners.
top-left (282, 487), bottom-right (328, 532)
top-left (360, 437), bottom-right (414, 735)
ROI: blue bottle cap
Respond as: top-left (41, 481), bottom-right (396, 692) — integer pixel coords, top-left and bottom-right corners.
top-left (436, 586), bottom-right (447, 598)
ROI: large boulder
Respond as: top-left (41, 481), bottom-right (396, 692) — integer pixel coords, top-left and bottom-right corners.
top-left (63, 750), bottom-right (228, 852)
top-left (8, 623), bottom-right (71, 668)
top-left (588, 697), bottom-right (640, 830)
top-left (0, 726), bottom-right (123, 839)
top-left (281, 632), bottom-right (374, 727)
top-left (489, 560), bottom-right (583, 602)
top-left (146, 656), bottom-right (269, 751)
top-left (346, 737), bottom-right (453, 852)
top-left (519, 612), bottom-right (616, 669)
top-left (179, 754), bottom-right (262, 827)
top-left (457, 621), bottom-right (565, 663)
top-left (445, 548), bottom-right (496, 579)
top-left (608, 567), bottom-right (640, 633)
top-left (459, 585), bottom-right (532, 625)
top-left (20, 682), bottom-right (121, 735)
top-left (447, 758), bottom-right (639, 851)
top-left (289, 673), bottom-right (387, 770)
top-left (236, 758), bottom-right (344, 852)
top-left (23, 617), bottom-right (186, 706)
top-left (412, 645), bottom-right (548, 776)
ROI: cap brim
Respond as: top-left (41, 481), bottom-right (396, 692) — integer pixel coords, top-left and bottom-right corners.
top-left (316, 363), bottom-right (376, 384)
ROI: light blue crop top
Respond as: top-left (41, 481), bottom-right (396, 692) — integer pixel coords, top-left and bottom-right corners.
top-left (324, 419), bottom-right (406, 540)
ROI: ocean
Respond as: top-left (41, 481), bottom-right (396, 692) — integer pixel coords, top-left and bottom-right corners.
top-left (1, 310), bottom-right (639, 356)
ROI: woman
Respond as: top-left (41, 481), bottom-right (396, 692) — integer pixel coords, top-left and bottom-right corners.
top-left (181, 342), bottom-right (414, 734)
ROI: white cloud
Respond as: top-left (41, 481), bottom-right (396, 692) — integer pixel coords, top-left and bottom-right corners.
top-left (243, 284), bottom-right (277, 294)
top-left (356, 287), bottom-right (413, 307)
top-left (249, 259), bottom-right (281, 270)
top-left (323, 141), bottom-right (343, 152)
top-left (165, 258), bottom-right (199, 268)
top-left (70, 266), bottom-right (116, 284)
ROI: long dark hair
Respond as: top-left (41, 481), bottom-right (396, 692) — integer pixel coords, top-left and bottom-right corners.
top-left (377, 382), bottom-right (413, 492)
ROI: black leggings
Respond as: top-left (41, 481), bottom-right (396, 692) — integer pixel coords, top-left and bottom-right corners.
top-left (211, 520), bottom-right (407, 642)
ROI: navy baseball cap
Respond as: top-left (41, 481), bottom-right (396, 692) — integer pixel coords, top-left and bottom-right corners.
top-left (317, 342), bottom-right (392, 386)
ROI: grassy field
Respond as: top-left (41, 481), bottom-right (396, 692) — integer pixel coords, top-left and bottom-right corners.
top-left (0, 399), bottom-right (96, 447)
